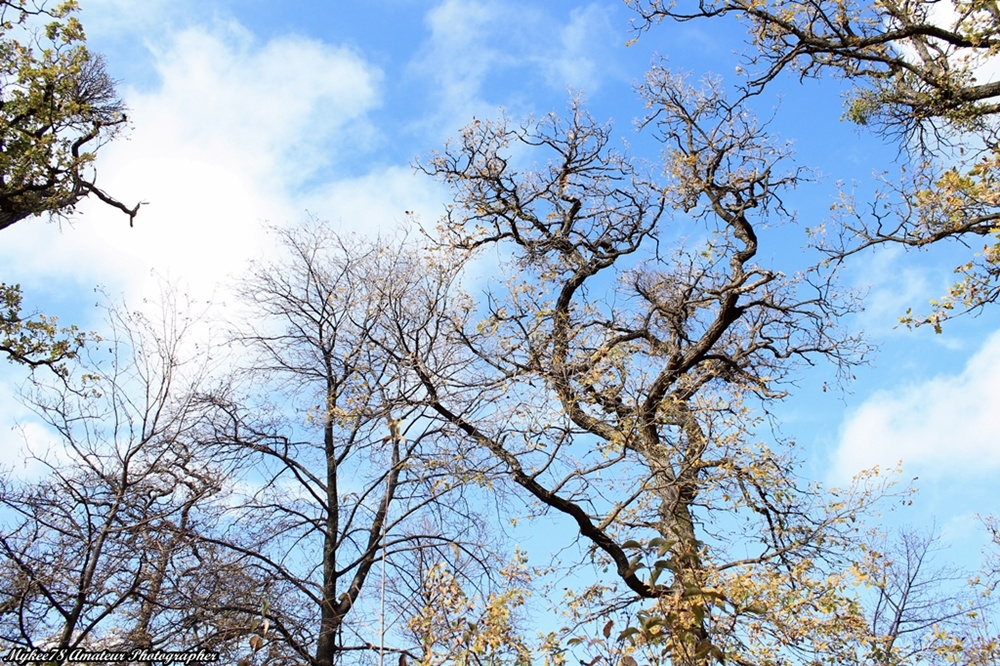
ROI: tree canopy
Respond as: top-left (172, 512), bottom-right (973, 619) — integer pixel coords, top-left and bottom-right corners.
top-left (627, 0), bottom-right (1000, 329)
top-left (0, 0), bottom-right (137, 378)
top-left (0, 0), bottom-right (139, 231)
top-left (405, 79), bottom-right (912, 666)
top-left (628, 0), bottom-right (1000, 140)
top-left (1, 2), bottom-right (999, 665)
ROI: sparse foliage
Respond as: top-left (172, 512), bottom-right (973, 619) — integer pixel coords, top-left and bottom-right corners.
top-left (0, 298), bottom-right (248, 656)
top-left (3, 3), bottom-right (996, 664)
top-left (405, 550), bottom-right (533, 666)
top-left (626, 0), bottom-right (1000, 327)
top-left (197, 225), bottom-right (513, 666)
top-left (627, 0), bottom-right (1000, 145)
top-left (405, 73), bottom-right (897, 665)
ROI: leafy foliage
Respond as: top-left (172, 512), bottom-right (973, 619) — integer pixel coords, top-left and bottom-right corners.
top-left (0, 1), bottom-right (137, 378)
top-left (0, 0), bottom-right (139, 230)
top-left (0, 282), bottom-right (89, 376)
top-left (406, 553), bottom-right (532, 666)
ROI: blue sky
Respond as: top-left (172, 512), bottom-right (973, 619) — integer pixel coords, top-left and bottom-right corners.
top-left (1, 0), bottom-right (998, 593)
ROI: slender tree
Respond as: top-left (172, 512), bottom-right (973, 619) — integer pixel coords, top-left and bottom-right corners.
top-left (198, 224), bottom-right (511, 666)
top-left (859, 528), bottom-right (999, 665)
top-left (0, 297), bottom-right (244, 656)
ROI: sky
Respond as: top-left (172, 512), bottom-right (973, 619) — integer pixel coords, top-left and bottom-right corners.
top-left (1, 0), bottom-right (998, 587)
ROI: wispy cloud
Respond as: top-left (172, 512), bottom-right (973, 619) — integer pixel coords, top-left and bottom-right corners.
top-left (831, 330), bottom-right (1000, 481)
top-left (536, 4), bottom-right (620, 93)
top-left (144, 24), bottom-right (381, 183)
top-left (409, 0), bottom-right (622, 135)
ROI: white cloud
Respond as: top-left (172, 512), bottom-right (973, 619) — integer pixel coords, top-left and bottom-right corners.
top-left (422, 0), bottom-right (502, 88)
top-left (844, 244), bottom-right (974, 352)
top-left (300, 165), bottom-right (448, 234)
top-left (831, 330), bottom-right (1000, 481)
top-left (411, 0), bottom-right (620, 135)
top-left (537, 4), bottom-right (619, 93)
top-left (0, 378), bottom-right (69, 482)
top-left (2, 422), bottom-right (70, 482)
top-left (852, 247), bottom-right (928, 325)
top-left (410, 0), bottom-right (510, 133)
top-left (0, 22), bottom-right (383, 308)
top-left (144, 24), bottom-right (380, 182)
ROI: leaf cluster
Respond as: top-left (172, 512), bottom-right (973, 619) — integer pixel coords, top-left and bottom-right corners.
top-left (1, 282), bottom-right (91, 377)
top-left (0, 0), bottom-right (139, 230)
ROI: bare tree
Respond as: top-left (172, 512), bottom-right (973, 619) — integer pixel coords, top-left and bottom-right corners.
top-left (197, 224), bottom-right (512, 666)
top-left (855, 527), bottom-right (1000, 665)
top-left (0, 296), bottom-right (245, 656)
